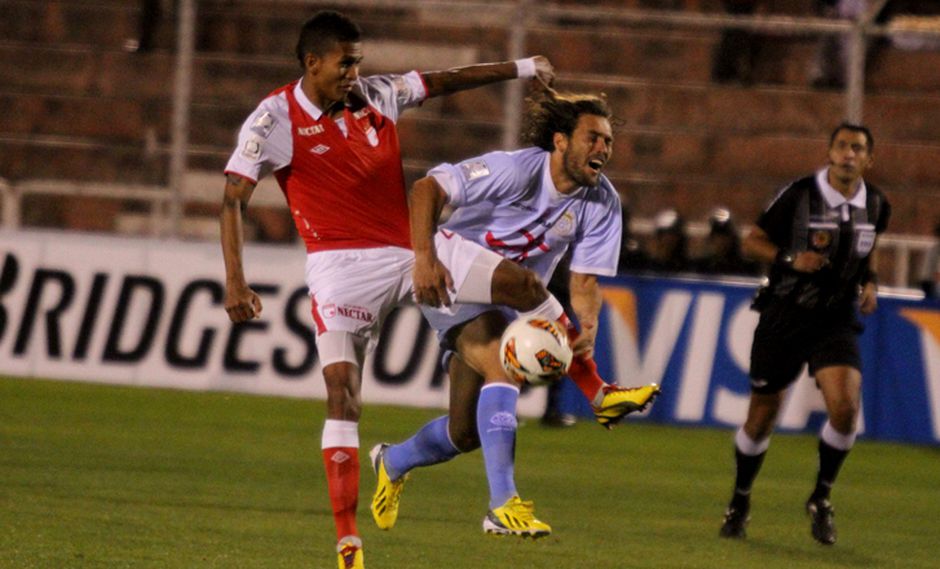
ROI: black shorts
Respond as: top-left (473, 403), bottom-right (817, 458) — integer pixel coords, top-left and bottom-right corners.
top-left (749, 300), bottom-right (862, 394)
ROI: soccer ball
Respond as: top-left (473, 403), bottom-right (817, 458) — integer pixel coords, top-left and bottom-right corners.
top-left (499, 317), bottom-right (573, 386)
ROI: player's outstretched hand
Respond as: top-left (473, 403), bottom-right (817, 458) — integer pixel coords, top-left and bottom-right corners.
top-left (531, 55), bottom-right (555, 91)
top-left (413, 256), bottom-right (454, 308)
top-left (568, 319), bottom-right (597, 359)
top-left (225, 284), bottom-right (262, 322)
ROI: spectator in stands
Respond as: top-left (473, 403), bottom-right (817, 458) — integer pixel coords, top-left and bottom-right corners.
top-left (711, 0), bottom-right (762, 84)
top-left (807, 0), bottom-right (940, 88)
top-left (692, 207), bottom-right (761, 276)
top-left (919, 219), bottom-right (940, 298)
top-left (811, 0), bottom-right (872, 88)
top-left (643, 208), bottom-right (691, 273)
top-left (126, 0), bottom-right (166, 53)
top-left (617, 202), bottom-right (649, 274)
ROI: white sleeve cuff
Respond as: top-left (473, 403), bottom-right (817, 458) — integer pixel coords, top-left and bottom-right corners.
top-left (514, 57), bottom-right (537, 79)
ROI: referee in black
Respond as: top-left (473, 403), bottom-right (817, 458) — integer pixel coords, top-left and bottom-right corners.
top-left (719, 123), bottom-right (890, 545)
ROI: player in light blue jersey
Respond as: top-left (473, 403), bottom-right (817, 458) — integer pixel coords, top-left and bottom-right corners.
top-left (369, 92), bottom-right (660, 540)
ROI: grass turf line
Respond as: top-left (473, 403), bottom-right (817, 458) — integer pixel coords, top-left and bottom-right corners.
top-left (1, 376), bottom-right (938, 568)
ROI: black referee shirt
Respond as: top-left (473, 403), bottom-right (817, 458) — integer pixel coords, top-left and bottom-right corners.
top-left (757, 168), bottom-right (891, 311)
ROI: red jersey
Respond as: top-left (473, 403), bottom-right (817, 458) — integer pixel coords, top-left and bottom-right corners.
top-left (224, 73), bottom-right (428, 252)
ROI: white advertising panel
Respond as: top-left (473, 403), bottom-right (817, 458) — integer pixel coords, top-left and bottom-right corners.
top-left (0, 230), bottom-right (548, 417)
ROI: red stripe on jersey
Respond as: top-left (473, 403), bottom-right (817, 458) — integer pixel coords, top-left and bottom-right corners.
top-left (281, 84), bottom-right (412, 253)
top-left (415, 72), bottom-right (431, 99)
top-left (311, 294), bottom-right (327, 335)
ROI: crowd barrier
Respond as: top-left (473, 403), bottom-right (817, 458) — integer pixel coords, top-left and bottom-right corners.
top-left (2, 230), bottom-right (937, 444)
top-left (561, 274), bottom-right (940, 446)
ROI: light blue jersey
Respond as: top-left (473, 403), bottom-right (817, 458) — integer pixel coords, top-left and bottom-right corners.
top-left (430, 147), bottom-right (622, 283)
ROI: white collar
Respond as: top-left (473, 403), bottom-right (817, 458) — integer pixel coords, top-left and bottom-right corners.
top-left (816, 167), bottom-right (867, 209)
top-left (293, 78), bottom-right (326, 120)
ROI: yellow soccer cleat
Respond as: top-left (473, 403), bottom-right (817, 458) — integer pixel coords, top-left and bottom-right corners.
top-left (370, 443), bottom-right (407, 530)
top-left (336, 537), bottom-right (364, 569)
top-left (593, 383), bottom-right (661, 429)
top-left (483, 496), bottom-right (552, 539)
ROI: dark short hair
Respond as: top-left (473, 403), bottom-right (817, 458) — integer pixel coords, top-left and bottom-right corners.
top-left (295, 11), bottom-right (361, 67)
top-left (829, 122), bottom-right (874, 152)
top-left (522, 92), bottom-right (612, 151)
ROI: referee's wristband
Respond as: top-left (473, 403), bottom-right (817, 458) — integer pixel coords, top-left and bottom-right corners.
top-left (515, 57), bottom-right (537, 79)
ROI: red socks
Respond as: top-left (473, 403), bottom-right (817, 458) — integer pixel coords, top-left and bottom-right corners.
top-left (323, 447), bottom-right (360, 540)
top-left (558, 313), bottom-right (606, 403)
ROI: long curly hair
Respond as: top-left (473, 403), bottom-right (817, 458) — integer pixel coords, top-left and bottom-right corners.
top-left (521, 91), bottom-right (612, 151)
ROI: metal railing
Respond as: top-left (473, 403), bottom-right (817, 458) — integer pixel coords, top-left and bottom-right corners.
top-left (2, 174), bottom-right (933, 288)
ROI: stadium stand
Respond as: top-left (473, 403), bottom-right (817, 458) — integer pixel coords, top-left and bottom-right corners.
top-left (1, 0), bottom-right (939, 280)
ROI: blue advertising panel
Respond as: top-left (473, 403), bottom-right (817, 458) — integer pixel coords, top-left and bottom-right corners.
top-left (558, 274), bottom-right (940, 446)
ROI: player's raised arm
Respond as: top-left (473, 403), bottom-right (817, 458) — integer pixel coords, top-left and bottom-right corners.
top-left (408, 176), bottom-right (454, 307)
top-left (220, 174), bottom-right (262, 322)
top-left (420, 55), bottom-right (554, 98)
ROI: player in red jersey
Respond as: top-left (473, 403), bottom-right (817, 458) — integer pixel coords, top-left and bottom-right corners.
top-left (219, 10), bottom-right (553, 569)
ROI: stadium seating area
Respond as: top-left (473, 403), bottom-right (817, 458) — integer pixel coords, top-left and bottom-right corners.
top-left (2, 0), bottom-right (939, 243)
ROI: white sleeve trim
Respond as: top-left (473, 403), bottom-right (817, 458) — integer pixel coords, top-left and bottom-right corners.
top-left (430, 169), bottom-right (460, 204)
top-left (569, 265), bottom-right (618, 277)
top-left (403, 70), bottom-right (428, 100)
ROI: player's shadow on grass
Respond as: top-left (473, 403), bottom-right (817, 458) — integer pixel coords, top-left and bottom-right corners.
top-left (69, 492), bottom-right (332, 517)
top-left (739, 538), bottom-right (878, 567)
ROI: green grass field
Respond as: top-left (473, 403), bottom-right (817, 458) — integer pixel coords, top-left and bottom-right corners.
top-left (2, 377), bottom-right (938, 568)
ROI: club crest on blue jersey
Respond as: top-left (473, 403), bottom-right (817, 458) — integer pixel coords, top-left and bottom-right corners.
top-left (551, 210), bottom-right (576, 237)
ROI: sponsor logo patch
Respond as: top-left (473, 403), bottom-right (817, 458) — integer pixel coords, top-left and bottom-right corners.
top-left (811, 230), bottom-right (832, 250)
top-left (856, 229), bottom-right (876, 255)
top-left (459, 160), bottom-right (490, 182)
top-left (240, 136), bottom-right (263, 160)
top-left (297, 124), bottom-right (324, 136)
top-left (310, 144), bottom-right (330, 155)
top-left (250, 111), bottom-right (276, 138)
top-left (322, 303), bottom-right (375, 323)
top-left (488, 411), bottom-right (518, 431)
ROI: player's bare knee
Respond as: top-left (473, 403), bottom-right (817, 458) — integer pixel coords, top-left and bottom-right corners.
top-left (516, 270), bottom-right (548, 310)
top-left (450, 430), bottom-right (481, 453)
top-left (745, 423), bottom-right (774, 442)
top-left (493, 265), bottom-right (547, 310)
top-left (828, 404), bottom-right (858, 434)
top-left (322, 364), bottom-right (362, 420)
